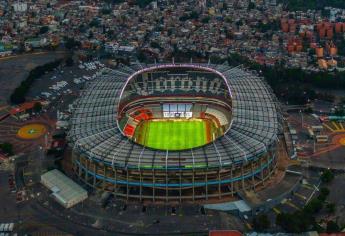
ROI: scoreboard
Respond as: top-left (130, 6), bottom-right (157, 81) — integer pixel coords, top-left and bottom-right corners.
top-left (163, 103), bottom-right (192, 118)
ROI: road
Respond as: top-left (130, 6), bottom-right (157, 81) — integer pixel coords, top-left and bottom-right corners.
top-left (0, 169), bottom-right (20, 222)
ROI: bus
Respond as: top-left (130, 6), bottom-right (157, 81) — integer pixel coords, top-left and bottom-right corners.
top-left (316, 135), bottom-right (328, 143)
top-left (307, 128), bottom-right (314, 139)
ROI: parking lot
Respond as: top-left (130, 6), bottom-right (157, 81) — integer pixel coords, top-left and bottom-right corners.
top-left (0, 51), bottom-right (66, 106)
top-left (264, 167), bottom-right (320, 230)
top-left (0, 169), bottom-right (21, 222)
top-left (286, 111), bottom-right (345, 168)
top-left (26, 60), bottom-right (107, 112)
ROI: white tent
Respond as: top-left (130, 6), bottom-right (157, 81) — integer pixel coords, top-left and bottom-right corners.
top-left (41, 169), bottom-right (88, 208)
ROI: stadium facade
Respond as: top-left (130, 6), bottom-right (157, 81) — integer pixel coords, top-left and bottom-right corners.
top-left (68, 63), bottom-right (281, 203)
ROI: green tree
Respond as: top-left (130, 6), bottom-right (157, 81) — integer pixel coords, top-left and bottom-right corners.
top-left (179, 11), bottom-right (199, 21)
top-left (278, 0), bottom-right (345, 11)
top-left (190, 11), bottom-right (199, 20)
top-left (248, 2), bottom-right (255, 10)
top-left (150, 41), bottom-right (160, 49)
top-left (305, 107), bottom-right (313, 113)
top-left (78, 24), bottom-right (87, 33)
top-left (226, 52), bottom-right (345, 105)
top-left (201, 16), bottom-right (211, 24)
top-left (276, 211), bottom-right (314, 233)
top-left (304, 198), bottom-right (323, 214)
top-left (33, 102), bottom-right (42, 113)
top-left (89, 18), bottom-right (100, 28)
top-left (321, 169), bottom-right (334, 183)
top-left (326, 203), bottom-right (336, 214)
top-left (334, 108), bottom-right (345, 116)
top-left (64, 38), bottom-right (81, 50)
top-left (10, 59), bottom-right (62, 104)
top-left (320, 187), bottom-right (330, 197)
top-left (39, 26), bottom-right (49, 34)
top-left (135, 0), bottom-right (154, 8)
top-left (253, 214), bottom-right (270, 232)
top-left (0, 143), bottom-right (13, 156)
top-left (101, 7), bottom-right (111, 14)
top-left (137, 50), bottom-right (147, 62)
top-left (327, 220), bottom-right (340, 233)
top-left (65, 57), bottom-right (74, 67)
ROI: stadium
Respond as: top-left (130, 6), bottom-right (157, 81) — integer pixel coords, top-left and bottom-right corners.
top-left (68, 63), bottom-right (281, 203)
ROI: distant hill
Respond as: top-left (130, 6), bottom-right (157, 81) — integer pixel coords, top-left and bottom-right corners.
top-left (279, 0), bottom-right (345, 11)
top-left (102, 0), bottom-right (154, 8)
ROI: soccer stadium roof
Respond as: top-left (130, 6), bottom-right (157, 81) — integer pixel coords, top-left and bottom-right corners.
top-left (68, 63), bottom-right (280, 170)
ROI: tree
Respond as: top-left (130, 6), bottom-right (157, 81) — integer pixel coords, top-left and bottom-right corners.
top-left (135, 0), bottom-right (154, 8)
top-left (89, 18), bottom-right (100, 28)
top-left (201, 16), bottom-right (211, 24)
top-left (39, 26), bottom-right (49, 34)
top-left (256, 20), bottom-right (280, 33)
top-left (0, 143), bottom-right (13, 156)
top-left (317, 187), bottom-right (330, 202)
top-left (179, 11), bottom-right (199, 21)
top-left (334, 108), bottom-right (345, 116)
top-left (279, 0), bottom-right (345, 11)
top-left (226, 52), bottom-right (345, 105)
top-left (65, 57), bottom-right (74, 67)
top-left (304, 198), bottom-right (323, 214)
top-left (88, 31), bottom-right (94, 39)
top-left (248, 2), bottom-right (255, 10)
top-left (276, 211), bottom-right (314, 233)
top-left (10, 59), bottom-right (62, 104)
top-left (106, 29), bottom-right (114, 38)
top-left (321, 169), bottom-right (334, 183)
top-left (190, 11), bottom-right (199, 20)
top-left (64, 38), bottom-right (81, 50)
top-left (78, 24), bottom-right (87, 33)
top-left (10, 87), bottom-right (26, 104)
top-left (320, 187), bottom-right (330, 197)
top-left (150, 41), bottom-right (160, 49)
top-left (101, 7), bottom-right (111, 14)
top-left (137, 50), bottom-right (147, 62)
top-left (253, 214), bottom-right (270, 232)
top-left (326, 203), bottom-right (336, 214)
top-left (326, 221), bottom-right (340, 233)
top-left (305, 107), bottom-right (313, 113)
top-left (33, 102), bottom-right (42, 113)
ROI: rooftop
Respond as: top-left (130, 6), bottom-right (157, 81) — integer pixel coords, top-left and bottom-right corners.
top-left (41, 169), bottom-right (88, 208)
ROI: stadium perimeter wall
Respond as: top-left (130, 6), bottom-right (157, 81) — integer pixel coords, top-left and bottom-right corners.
top-left (72, 143), bottom-right (278, 203)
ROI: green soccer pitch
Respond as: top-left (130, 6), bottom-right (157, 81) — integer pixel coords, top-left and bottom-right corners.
top-left (136, 119), bottom-right (210, 151)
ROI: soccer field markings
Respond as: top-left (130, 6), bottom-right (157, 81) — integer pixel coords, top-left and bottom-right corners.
top-left (138, 119), bottom-right (209, 150)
